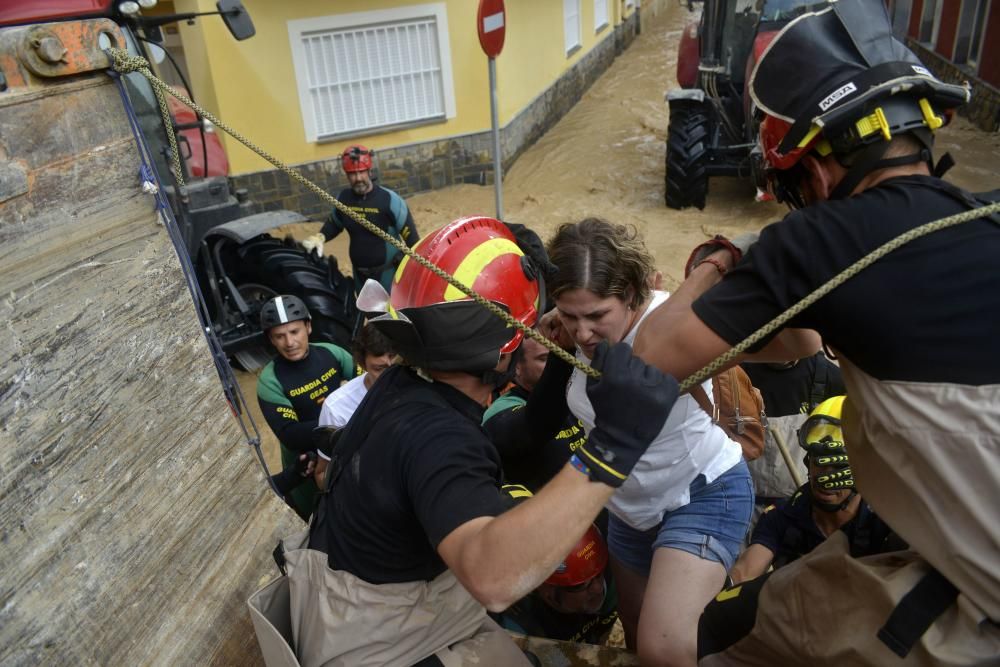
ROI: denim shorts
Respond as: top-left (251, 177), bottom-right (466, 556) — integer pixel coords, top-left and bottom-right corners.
top-left (608, 460), bottom-right (754, 575)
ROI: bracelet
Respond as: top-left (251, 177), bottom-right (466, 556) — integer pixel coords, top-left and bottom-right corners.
top-left (695, 257), bottom-right (728, 276)
top-left (569, 453), bottom-right (591, 477)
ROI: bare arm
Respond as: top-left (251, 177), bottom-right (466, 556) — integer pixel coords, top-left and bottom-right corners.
top-left (633, 251), bottom-right (820, 380)
top-left (437, 465), bottom-right (612, 612)
top-left (728, 544), bottom-right (775, 585)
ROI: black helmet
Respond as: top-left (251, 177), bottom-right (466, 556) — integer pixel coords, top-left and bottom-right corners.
top-left (750, 0), bottom-right (969, 204)
top-left (260, 295), bottom-right (311, 331)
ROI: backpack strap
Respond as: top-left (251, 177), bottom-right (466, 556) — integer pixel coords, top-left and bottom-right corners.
top-left (877, 568), bottom-right (959, 658)
top-left (689, 382), bottom-right (717, 422)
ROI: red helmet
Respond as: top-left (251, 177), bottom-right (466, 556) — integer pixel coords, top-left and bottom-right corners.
top-left (341, 144), bottom-right (373, 173)
top-left (749, 1), bottom-right (968, 205)
top-left (362, 217), bottom-right (539, 372)
top-left (545, 524), bottom-right (608, 587)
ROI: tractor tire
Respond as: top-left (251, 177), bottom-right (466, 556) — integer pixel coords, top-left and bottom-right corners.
top-left (665, 101), bottom-right (711, 210)
top-left (231, 235), bottom-right (357, 372)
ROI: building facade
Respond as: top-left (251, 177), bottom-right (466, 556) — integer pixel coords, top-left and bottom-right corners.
top-left (148, 0), bottom-right (666, 215)
top-left (886, 0), bottom-right (1000, 130)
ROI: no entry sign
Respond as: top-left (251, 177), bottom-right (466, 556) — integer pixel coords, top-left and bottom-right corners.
top-left (477, 0), bottom-right (505, 58)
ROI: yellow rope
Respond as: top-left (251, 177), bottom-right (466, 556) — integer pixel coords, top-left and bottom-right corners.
top-left (108, 48), bottom-right (1000, 392)
top-left (108, 48), bottom-right (594, 376)
top-left (677, 201), bottom-right (1000, 391)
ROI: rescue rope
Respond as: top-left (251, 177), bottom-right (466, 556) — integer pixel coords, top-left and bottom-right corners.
top-left (106, 48), bottom-right (593, 376)
top-left (681, 201), bottom-right (1000, 390)
top-left (110, 67), bottom-right (278, 497)
top-left (107, 48), bottom-right (1000, 392)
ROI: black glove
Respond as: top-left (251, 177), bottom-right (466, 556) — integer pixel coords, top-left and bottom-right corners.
top-left (577, 342), bottom-right (679, 487)
top-left (504, 221), bottom-right (558, 279)
top-left (294, 450), bottom-right (317, 477)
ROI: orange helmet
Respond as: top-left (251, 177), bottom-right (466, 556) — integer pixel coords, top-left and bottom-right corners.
top-left (360, 217), bottom-right (540, 372)
top-left (341, 144), bottom-right (373, 173)
top-left (545, 524), bottom-right (608, 587)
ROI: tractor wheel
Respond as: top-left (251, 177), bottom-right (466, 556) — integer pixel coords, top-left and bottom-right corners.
top-left (231, 235), bottom-right (357, 372)
top-left (665, 101), bottom-right (711, 210)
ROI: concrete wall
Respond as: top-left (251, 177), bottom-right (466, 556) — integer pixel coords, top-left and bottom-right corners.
top-left (231, 7), bottom-right (648, 218)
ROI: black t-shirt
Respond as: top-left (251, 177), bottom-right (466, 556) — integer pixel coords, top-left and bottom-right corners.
top-left (483, 385), bottom-right (587, 491)
top-left (694, 176), bottom-right (1000, 384)
top-left (316, 366), bottom-right (507, 584)
top-left (751, 484), bottom-right (895, 566)
top-left (741, 352), bottom-right (845, 417)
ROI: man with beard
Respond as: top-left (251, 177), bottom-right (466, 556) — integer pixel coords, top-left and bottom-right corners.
top-left (302, 144), bottom-right (419, 294)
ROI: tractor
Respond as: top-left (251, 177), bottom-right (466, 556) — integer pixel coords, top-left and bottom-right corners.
top-left (0, 0), bottom-right (357, 371)
top-left (665, 0), bottom-right (823, 209)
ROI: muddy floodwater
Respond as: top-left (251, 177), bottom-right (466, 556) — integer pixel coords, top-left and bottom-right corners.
top-left (241, 1), bottom-right (1000, 472)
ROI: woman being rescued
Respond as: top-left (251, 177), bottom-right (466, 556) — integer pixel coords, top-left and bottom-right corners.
top-left (540, 218), bottom-right (753, 667)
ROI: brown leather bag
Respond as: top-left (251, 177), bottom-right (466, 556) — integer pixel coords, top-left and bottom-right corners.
top-left (690, 366), bottom-right (767, 460)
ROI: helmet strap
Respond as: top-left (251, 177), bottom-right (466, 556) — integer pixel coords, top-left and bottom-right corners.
top-left (811, 487), bottom-right (857, 513)
top-left (830, 130), bottom-right (941, 201)
top-left (478, 342), bottom-right (524, 390)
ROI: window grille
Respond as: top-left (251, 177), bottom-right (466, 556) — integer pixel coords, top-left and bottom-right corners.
top-left (289, 7), bottom-right (454, 141)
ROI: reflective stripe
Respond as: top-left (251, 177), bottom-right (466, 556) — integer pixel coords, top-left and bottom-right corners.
top-left (443, 238), bottom-right (522, 301)
top-left (275, 296), bottom-right (288, 323)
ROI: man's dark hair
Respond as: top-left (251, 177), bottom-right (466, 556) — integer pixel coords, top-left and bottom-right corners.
top-left (352, 323), bottom-right (395, 368)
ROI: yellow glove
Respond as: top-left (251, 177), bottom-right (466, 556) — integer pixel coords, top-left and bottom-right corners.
top-left (301, 232), bottom-right (326, 256)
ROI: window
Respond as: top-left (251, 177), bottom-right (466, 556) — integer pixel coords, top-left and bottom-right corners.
top-left (918, 0), bottom-right (942, 45)
top-left (564, 0), bottom-right (581, 54)
top-left (954, 0), bottom-right (990, 66)
top-left (594, 0), bottom-right (609, 32)
top-left (288, 4), bottom-right (456, 142)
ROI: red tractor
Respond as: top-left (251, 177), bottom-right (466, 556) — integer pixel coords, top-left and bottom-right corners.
top-left (665, 0), bottom-right (822, 209)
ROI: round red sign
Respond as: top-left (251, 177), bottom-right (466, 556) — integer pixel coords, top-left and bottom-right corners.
top-left (477, 0), bottom-right (506, 58)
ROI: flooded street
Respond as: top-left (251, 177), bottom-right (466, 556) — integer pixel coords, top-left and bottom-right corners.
top-left (243, 1), bottom-right (999, 471)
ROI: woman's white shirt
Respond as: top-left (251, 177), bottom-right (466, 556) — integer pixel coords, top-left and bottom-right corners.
top-left (566, 291), bottom-right (743, 530)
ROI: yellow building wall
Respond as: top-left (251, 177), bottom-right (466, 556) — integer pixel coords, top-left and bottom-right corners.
top-left (498, 0), bottom-right (621, 121)
top-left (170, 0), bottom-right (627, 175)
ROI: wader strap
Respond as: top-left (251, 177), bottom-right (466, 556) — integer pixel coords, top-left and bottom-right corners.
top-left (808, 358), bottom-right (829, 410)
top-left (876, 568), bottom-right (959, 658)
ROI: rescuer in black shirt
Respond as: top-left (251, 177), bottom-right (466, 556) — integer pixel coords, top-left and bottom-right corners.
top-left (292, 217), bottom-right (678, 666)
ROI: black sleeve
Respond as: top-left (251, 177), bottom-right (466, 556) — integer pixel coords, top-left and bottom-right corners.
top-left (749, 505), bottom-right (786, 554)
top-left (257, 395), bottom-right (321, 453)
top-left (319, 206), bottom-right (345, 240)
top-left (271, 467), bottom-right (309, 497)
top-left (692, 205), bottom-right (873, 351)
top-left (483, 354), bottom-right (574, 459)
top-left (404, 414), bottom-right (507, 548)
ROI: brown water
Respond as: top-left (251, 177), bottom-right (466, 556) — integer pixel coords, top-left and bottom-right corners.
top-left (242, 1), bottom-right (1000, 471)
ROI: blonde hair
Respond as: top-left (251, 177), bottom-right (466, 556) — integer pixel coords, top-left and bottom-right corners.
top-left (546, 218), bottom-right (654, 309)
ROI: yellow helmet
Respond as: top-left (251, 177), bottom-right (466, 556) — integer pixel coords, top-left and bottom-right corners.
top-left (799, 395), bottom-right (853, 491)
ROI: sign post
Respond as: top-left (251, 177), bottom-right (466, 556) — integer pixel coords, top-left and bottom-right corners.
top-left (477, 0), bottom-right (506, 220)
